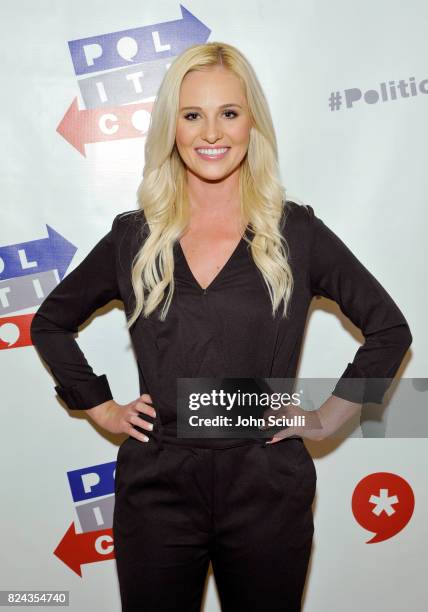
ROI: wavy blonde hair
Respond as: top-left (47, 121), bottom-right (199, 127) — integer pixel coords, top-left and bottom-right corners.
top-left (127, 41), bottom-right (293, 328)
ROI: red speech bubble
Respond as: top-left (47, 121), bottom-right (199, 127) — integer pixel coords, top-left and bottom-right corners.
top-left (352, 472), bottom-right (414, 543)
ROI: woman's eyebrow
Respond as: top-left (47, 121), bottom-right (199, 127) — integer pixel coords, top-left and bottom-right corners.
top-left (179, 103), bottom-right (243, 111)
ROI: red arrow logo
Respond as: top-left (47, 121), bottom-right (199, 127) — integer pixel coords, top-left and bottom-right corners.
top-left (54, 522), bottom-right (115, 576)
top-left (56, 97), bottom-right (154, 156)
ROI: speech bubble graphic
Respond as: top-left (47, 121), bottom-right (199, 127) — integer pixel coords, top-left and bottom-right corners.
top-left (116, 36), bottom-right (138, 62)
top-left (352, 472), bottom-right (414, 543)
top-left (0, 322), bottom-right (20, 347)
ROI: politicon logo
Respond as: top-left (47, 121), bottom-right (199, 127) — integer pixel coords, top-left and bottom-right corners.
top-left (54, 460), bottom-right (118, 576)
top-left (57, 5), bottom-right (211, 156)
top-left (352, 472), bottom-right (415, 543)
top-left (0, 226), bottom-right (77, 349)
top-left (328, 75), bottom-right (428, 111)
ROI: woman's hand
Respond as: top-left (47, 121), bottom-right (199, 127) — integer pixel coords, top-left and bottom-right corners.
top-left (86, 393), bottom-right (157, 442)
top-left (263, 395), bottom-right (362, 444)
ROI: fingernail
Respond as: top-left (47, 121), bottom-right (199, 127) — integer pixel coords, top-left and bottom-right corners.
top-left (147, 423), bottom-right (153, 431)
top-left (143, 435), bottom-right (149, 442)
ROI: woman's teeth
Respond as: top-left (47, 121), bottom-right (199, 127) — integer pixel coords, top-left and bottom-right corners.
top-left (195, 147), bottom-right (230, 158)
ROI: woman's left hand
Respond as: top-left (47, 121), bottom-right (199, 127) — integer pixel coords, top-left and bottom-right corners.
top-left (262, 395), bottom-right (362, 444)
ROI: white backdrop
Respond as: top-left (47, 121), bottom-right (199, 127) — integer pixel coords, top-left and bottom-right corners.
top-left (1, 1), bottom-right (426, 610)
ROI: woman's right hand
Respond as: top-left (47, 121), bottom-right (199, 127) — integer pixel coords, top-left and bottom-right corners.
top-left (86, 394), bottom-right (157, 442)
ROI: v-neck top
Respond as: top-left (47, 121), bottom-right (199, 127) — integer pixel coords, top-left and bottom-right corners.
top-left (177, 232), bottom-right (247, 293)
top-left (30, 200), bottom-right (412, 440)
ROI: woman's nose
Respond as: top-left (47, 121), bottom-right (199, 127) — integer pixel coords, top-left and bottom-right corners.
top-left (201, 121), bottom-right (223, 141)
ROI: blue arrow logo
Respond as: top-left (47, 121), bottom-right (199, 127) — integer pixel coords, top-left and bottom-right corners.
top-left (0, 225), bottom-right (77, 281)
top-left (69, 5), bottom-right (211, 76)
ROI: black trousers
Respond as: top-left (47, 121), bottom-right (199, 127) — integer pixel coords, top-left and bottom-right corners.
top-left (113, 424), bottom-right (316, 612)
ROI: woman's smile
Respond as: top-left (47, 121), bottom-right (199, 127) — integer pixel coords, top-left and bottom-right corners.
top-left (194, 146), bottom-right (231, 161)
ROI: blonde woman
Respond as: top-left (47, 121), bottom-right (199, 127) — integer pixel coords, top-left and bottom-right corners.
top-left (31, 42), bottom-right (412, 611)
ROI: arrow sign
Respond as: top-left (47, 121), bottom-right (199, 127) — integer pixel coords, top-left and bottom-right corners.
top-left (54, 522), bottom-right (115, 577)
top-left (0, 226), bottom-right (77, 281)
top-left (68, 5), bottom-right (211, 75)
top-left (56, 98), bottom-right (154, 156)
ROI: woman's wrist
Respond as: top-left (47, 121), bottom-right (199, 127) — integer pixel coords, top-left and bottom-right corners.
top-left (86, 399), bottom-right (119, 428)
top-left (316, 395), bottom-right (362, 440)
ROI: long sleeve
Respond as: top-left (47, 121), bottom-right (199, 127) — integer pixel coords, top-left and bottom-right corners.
top-left (30, 214), bottom-right (122, 410)
top-left (306, 204), bottom-right (412, 404)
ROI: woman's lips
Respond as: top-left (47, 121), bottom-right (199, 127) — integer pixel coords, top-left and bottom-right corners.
top-left (194, 147), bottom-right (230, 161)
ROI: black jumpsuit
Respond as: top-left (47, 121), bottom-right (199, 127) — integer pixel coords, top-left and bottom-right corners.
top-left (30, 201), bottom-right (412, 612)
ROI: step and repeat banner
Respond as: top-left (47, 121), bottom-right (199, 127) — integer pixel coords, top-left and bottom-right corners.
top-left (1, 1), bottom-right (426, 611)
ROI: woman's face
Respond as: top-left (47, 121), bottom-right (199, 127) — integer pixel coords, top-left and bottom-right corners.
top-left (175, 65), bottom-right (252, 183)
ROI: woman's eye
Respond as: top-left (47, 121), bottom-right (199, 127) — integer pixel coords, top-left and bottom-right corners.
top-left (223, 110), bottom-right (238, 118)
top-left (183, 110), bottom-right (238, 121)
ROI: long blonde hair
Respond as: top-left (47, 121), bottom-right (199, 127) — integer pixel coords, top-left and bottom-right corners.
top-left (127, 41), bottom-right (293, 328)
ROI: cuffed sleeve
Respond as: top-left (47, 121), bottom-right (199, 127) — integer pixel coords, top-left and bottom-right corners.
top-left (54, 374), bottom-right (113, 410)
top-left (30, 215), bottom-right (122, 410)
top-left (307, 205), bottom-right (412, 404)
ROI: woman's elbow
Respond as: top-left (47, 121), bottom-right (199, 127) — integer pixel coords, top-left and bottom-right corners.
top-left (30, 311), bottom-right (55, 346)
top-left (30, 313), bottom-right (44, 346)
top-left (397, 322), bottom-right (413, 352)
top-left (404, 323), bottom-right (412, 348)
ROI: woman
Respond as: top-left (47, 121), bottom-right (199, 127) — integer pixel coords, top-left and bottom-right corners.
top-left (30, 42), bottom-right (412, 611)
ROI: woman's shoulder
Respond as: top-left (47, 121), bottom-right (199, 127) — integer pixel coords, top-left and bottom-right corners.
top-left (113, 208), bottom-right (148, 241)
top-left (281, 199), bottom-right (317, 237)
top-left (110, 209), bottom-right (149, 268)
top-left (114, 208), bottom-right (146, 228)
top-left (283, 199), bottom-right (315, 223)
